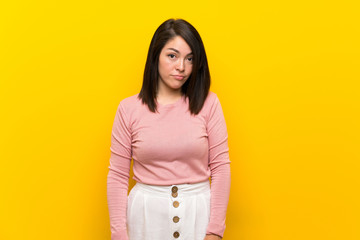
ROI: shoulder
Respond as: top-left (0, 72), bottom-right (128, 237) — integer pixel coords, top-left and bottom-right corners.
top-left (119, 93), bottom-right (139, 106)
top-left (119, 93), bottom-right (140, 108)
top-left (201, 90), bottom-right (226, 122)
top-left (116, 93), bottom-right (141, 116)
top-left (207, 90), bottom-right (218, 102)
top-left (203, 90), bottom-right (220, 109)
top-left (196, 90), bottom-right (220, 118)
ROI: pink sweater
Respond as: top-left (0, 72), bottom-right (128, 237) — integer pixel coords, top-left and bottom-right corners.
top-left (107, 91), bottom-right (231, 240)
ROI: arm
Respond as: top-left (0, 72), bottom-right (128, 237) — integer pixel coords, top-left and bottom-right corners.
top-left (205, 94), bottom-right (231, 238)
top-left (107, 102), bottom-right (132, 240)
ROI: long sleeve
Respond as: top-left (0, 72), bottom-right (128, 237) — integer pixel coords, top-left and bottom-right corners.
top-left (107, 102), bottom-right (132, 240)
top-left (205, 94), bottom-right (231, 238)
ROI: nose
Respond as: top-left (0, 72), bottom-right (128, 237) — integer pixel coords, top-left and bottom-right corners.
top-left (176, 59), bottom-right (185, 72)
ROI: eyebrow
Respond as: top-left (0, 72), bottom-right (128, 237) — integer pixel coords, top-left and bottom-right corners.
top-left (166, 48), bottom-right (193, 56)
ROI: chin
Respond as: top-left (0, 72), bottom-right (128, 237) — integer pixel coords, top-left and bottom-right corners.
top-left (173, 83), bottom-right (185, 89)
top-left (169, 82), bottom-right (183, 89)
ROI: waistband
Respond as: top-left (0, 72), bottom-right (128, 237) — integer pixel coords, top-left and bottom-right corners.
top-left (134, 180), bottom-right (210, 197)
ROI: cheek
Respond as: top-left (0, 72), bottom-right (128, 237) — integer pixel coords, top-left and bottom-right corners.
top-left (188, 65), bottom-right (193, 74)
top-left (159, 59), bottom-right (173, 73)
top-left (158, 61), bottom-right (166, 75)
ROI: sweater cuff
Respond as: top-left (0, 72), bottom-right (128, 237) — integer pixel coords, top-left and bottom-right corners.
top-left (206, 222), bottom-right (226, 238)
top-left (111, 227), bottom-right (129, 240)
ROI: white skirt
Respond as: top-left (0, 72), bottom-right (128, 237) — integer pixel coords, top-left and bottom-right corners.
top-left (126, 180), bottom-right (211, 240)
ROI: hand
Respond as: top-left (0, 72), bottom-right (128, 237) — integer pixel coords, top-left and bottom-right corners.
top-left (204, 234), bottom-right (222, 240)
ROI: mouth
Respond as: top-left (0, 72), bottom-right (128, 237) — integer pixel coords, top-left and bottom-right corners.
top-left (172, 75), bottom-right (185, 80)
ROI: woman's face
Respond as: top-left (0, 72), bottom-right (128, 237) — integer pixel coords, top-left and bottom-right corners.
top-left (157, 36), bottom-right (193, 93)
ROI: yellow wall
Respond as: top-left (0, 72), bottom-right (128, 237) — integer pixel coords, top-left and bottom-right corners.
top-left (1, 0), bottom-right (359, 239)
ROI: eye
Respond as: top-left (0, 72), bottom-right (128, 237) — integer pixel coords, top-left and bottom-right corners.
top-left (187, 57), bottom-right (193, 62)
top-left (168, 54), bottom-right (176, 59)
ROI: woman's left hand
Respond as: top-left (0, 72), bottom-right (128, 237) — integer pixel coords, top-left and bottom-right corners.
top-left (204, 234), bottom-right (222, 240)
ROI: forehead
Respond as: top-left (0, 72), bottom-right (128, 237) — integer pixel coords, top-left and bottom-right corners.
top-left (163, 36), bottom-right (192, 54)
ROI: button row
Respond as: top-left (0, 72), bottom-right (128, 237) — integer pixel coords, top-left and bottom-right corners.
top-left (172, 186), bottom-right (180, 238)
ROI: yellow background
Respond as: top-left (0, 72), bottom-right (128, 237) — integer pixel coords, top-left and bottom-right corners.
top-left (1, 0), bottom-right (359, 239)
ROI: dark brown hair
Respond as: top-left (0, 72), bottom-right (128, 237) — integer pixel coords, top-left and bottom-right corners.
top-left (138, 18), bottom-right (211, 115)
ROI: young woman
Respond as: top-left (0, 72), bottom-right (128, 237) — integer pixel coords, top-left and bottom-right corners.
top-left (107, 18), bottom-right (231, 240)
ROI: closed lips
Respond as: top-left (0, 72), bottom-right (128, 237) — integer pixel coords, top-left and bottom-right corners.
top-left (172, 75), bottom-right (185, 80)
